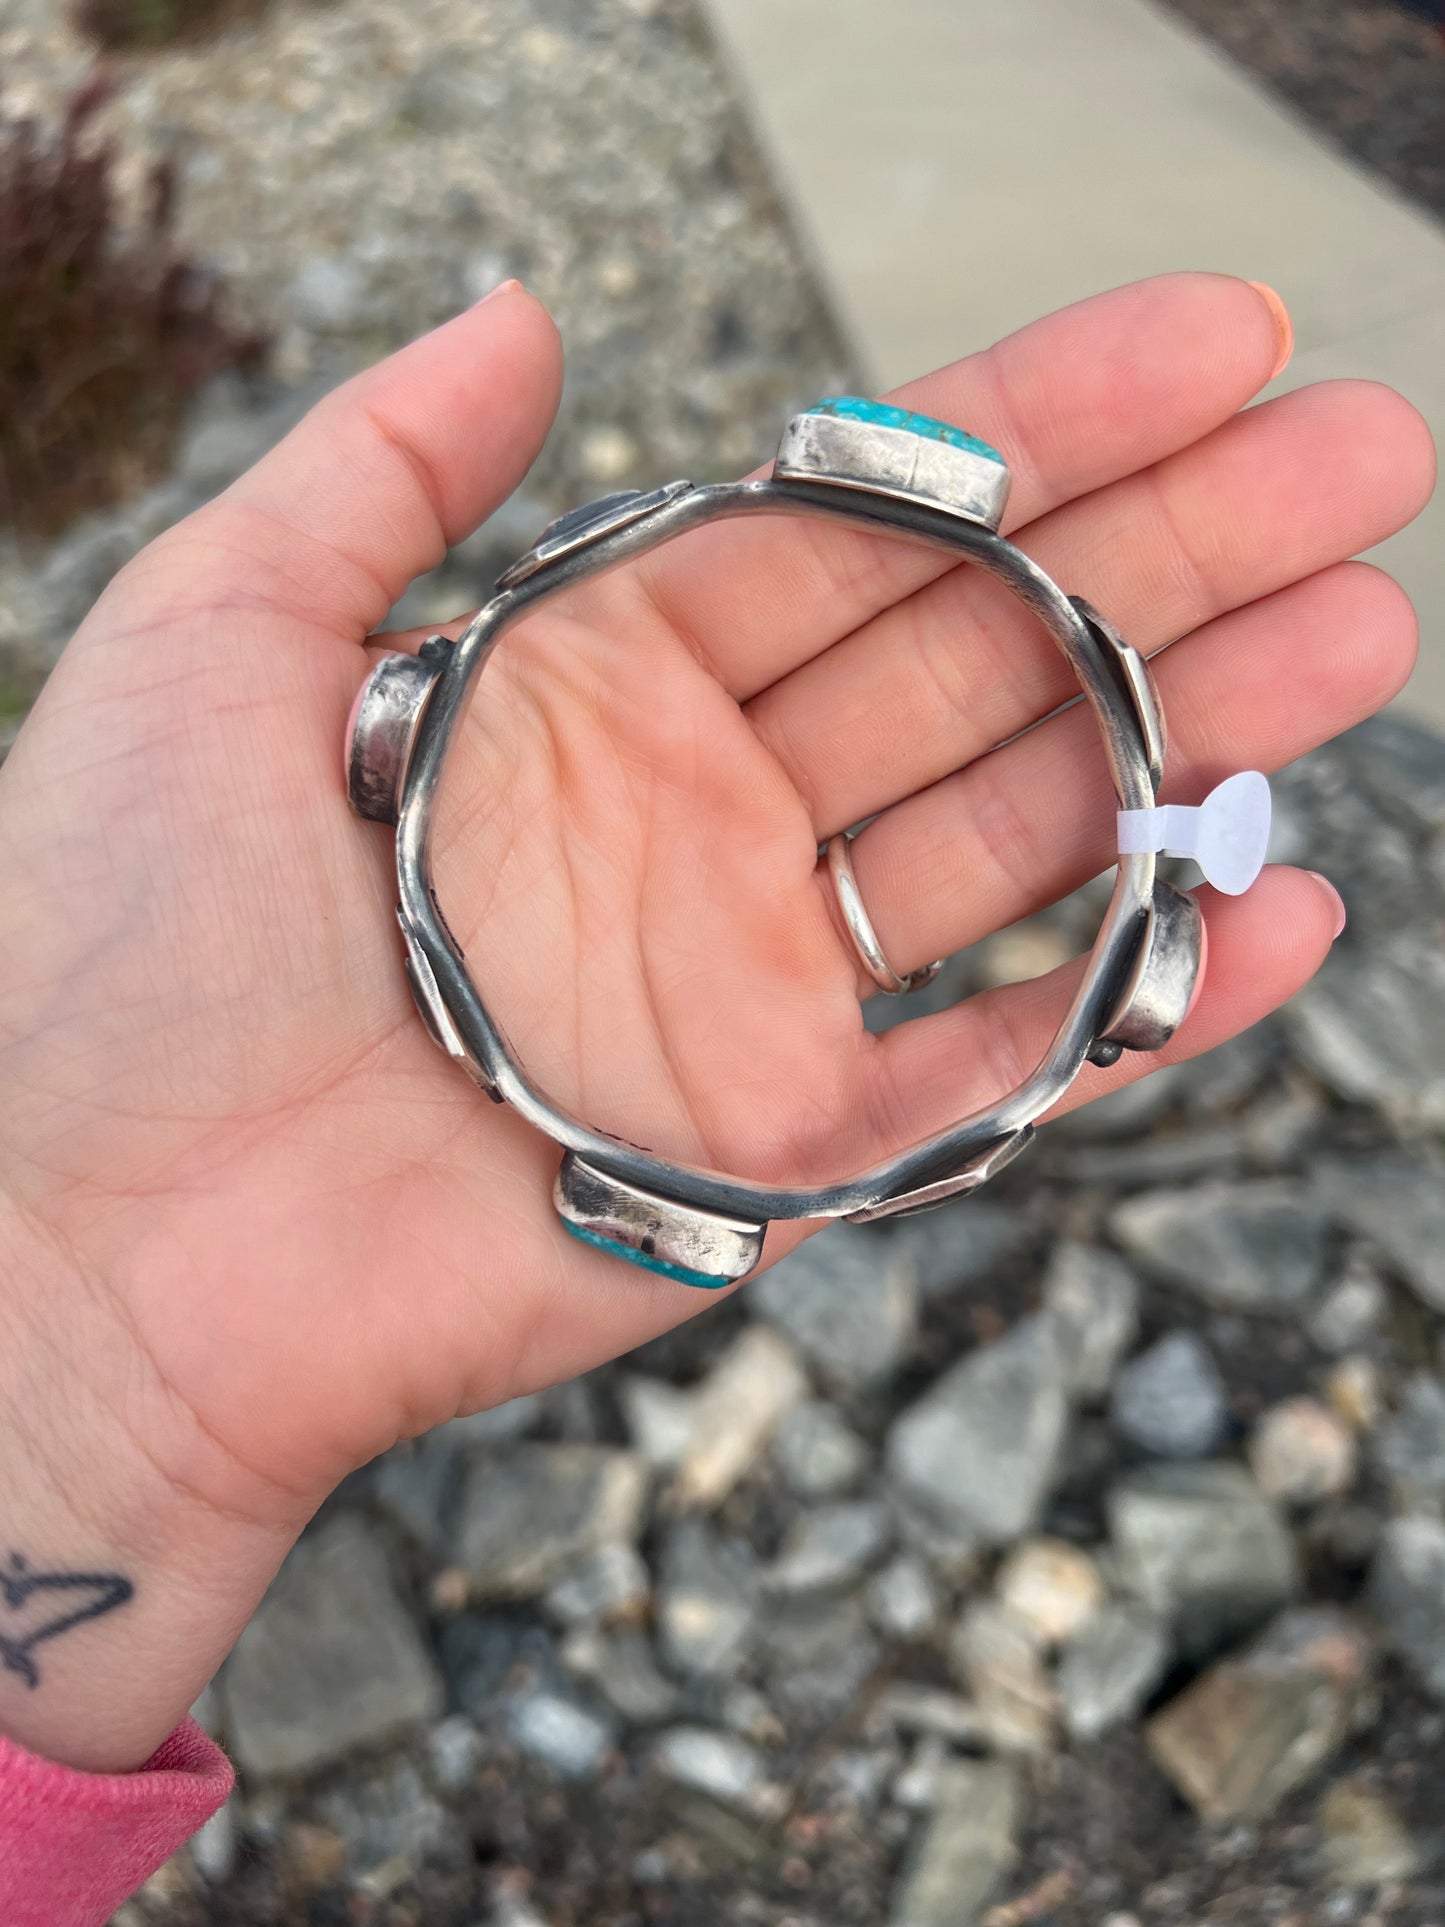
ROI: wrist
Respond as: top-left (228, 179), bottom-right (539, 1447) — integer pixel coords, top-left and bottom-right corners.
top-left (0, 1199), bottom-right (295, 1772)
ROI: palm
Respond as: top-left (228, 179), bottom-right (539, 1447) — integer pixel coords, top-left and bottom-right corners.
top-left (0, 277), bottom-right (1432, 1531)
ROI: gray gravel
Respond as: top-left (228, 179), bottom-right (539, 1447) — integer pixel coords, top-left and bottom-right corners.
top-left (1110, 1330), bottom-right (1230, 1459)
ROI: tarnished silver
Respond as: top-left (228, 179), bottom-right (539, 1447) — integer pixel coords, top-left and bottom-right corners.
top-left (843, 1126), bottom-right (1036, 1223)
top-left (1094, 879), bottom-right (1204, 1054)
top-left (825, 831), bottom-right (944, 994)
top-left (775, 409), bottom-right (1011, 532)
top-left (1071, 597), bottom-right (1167, 795)
top-left (348, 400), bottom-right (1201, 1284)
top-left (346, 638), bottom-right (448, 825)
top-left (555, 1153), bottom-right (765, 1288)
top-left (396, 908), bottom-right (496, 1095)
top-left (495, 481), bottom-right (695, 592)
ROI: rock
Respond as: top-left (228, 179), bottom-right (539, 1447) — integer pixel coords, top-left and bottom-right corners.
top-left (1145, 1607), bottom-right (1370, 1822)
top-left (886, 1316), bottom-right (1070, 1545)
top-left (560, 1627), bottom-right (680, 1726)
top-left (372, 1437), bottom-right (458, 1548)
top-left (1249, 1397), bottom-right (1357, 1504)
top-left (1327, 1356), bottom-right (1386, 1436)
top-left (772, 1399), bottom-right (871, 1499)
top-left (654, 1726), bottom-right (769, 1811)
top-left (190, 1797), bottom-right (238, 1885)
top-left (1108, 1462), bottom-right (1300, 1662)
top-left (1181, 1027), bottom-right (1281, 1116)
top-left (1369, 1516), bottom-right (1445, 1698)
top-left (1062, 1125), bottom-right (1245, 1190)
top-left (543, 1542), bottom-right (650, 1626)
top-left (452, 1446), bottom-right (647, 1599)
top-left (509, 1688), bottom-right (614, 1779)
top-left (1289, 951), bottom-right (1445, 1129)
top-left (897, 1204), bottom-right (1039, 1299)
top-left (278, 1820), bottom-right (348, 1894)
top-left (1315, 1151), bottom-right (1445, 1313)
top-left (318, 1758), bottom-right (463, 1883)
top-left (893, 1734), bottom-right (951, 1812)
top-left (751, 1227), bottom-right (919, 1390)
top-left (437, 1612), bottom-right (535, 1716)
top-left (672, 1325), bottom-right (806, 1509)
top-left (1040, 1242), bottom-right (1141, 1402)
top-left (618, 1375), bottom-right (697, 1470)
top-left (222, 1515), bottom-right (444, 1780)
top-left (876, 1682), bottom-right (985, 1744)
top-left (1110, 1181), bottom-right (1332, 1311)
top-left (1339, 713), bottom-right (1445, 834)
top-left (1318, 1778), bottom-right (1422, 1886)
top-left (426, 1716), bottom-right (485, 1792)
top-left (579, 424), bottom-right (641, 483)
top-left (995, 1538), bottom-right (1105, 1646)
top-left (894, 1493), bottom-right (989, 1584)
top-left (444, 1397), bottom-right (545, 1446)
top-left (1308, 1260), bottom-right (1388, 1354)
top-left (287, 254), bottom-right (369, 331)
top-left (1373, 1373), bottom-right (1445, 1499)
top-left (762, 1595), bottom-right (879, 1724)
top-left (1057, 1600), bottom-right (1171, 1741)
top-left (950, 1602), bottom-right (1055, 1755)
top-left (721, 1682), bottom-right (783, 1746)
top-left (189, 1682), bottom-right (223, 1738)
top-left (1110, 1332), bottom-right (1229, 1460)
top-left (890, 1757), bottom-right (1021, 1927)
top-left (1055, 1062), bottom-right (1188, 1139)
top-left (975, 916), bottom-right (1075, 988)
top-left (656, 1518), bottom-right (758, 1679)
top-left (764, 1500), bottom-right (892, 1594)
top-left (174, 377), bottom-right (313, 494)
top-left (489, 1895), bottom-right (553, 1927)
top-left (869, 1555), bottom-right (942, 1641)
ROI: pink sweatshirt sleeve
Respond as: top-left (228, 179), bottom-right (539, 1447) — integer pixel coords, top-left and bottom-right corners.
top-left (0, 1718), bottom-right (233, 1926)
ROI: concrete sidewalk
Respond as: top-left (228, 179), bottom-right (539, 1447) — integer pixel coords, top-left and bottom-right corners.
top-left (704, 0), bottom-right (1445, 729)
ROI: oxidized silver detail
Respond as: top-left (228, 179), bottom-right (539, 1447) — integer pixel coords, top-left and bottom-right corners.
top-left (397, 908), bottom-right (496, 1096)
top-left (495, 480), bottom-right (695, 592)
top-left (555, 1152), bottom-right (765, 1283)
top-left (346, 645), bottom-right (446, 825)
top-left (825, 831), bottom-right (943, 995)
top-left (844, 1127), bottom-right (1036, 1223)
top-left (774, 411), bottom-right (1011, 532)
top-left (1095, 879), bottom-right (1203, 1054)
top-left (1071, 597), bottom-right (1167, 796)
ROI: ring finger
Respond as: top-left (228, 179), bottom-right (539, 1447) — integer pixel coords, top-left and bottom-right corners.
top-left (823, 559), bottom-right (1416, 995)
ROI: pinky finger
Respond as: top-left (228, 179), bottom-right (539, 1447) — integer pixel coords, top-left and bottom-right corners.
top-left (863, 866), bottom-right (1345, 1153)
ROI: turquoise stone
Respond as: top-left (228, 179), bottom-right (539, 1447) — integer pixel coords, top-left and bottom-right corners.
top-left (562, 1219), bottom-right (732, 1291)
top-left (809, 397), bottom-right (1004, 466)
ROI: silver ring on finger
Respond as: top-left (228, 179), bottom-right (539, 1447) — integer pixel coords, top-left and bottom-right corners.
top-left (824, 832), bottom-right (943, 995)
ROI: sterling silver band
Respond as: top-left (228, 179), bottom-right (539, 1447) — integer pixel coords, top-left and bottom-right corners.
top-left (345, 397), bottom-right (1206, 1282)
top-left (825, 831), bottom-right (943, 995)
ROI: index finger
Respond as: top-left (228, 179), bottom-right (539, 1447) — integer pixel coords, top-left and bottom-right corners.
top-left (632, 272), bottom-right (1290, 699)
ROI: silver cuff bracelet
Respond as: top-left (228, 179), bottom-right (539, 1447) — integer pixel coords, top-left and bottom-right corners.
top-left (345, 397), bottom-right (1269, 1289)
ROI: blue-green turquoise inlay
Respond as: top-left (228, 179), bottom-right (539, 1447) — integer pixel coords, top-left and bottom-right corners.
top-left (810, 397), bottom-right (1004, 466)
top-left (562, 1219), bottom-right (731, 1291)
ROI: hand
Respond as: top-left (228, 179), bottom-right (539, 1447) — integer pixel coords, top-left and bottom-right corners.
top-left (0, 275), bottom-right (1432, 1769)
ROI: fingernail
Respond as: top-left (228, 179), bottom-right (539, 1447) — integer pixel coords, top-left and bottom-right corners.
top-left (1306, 870), bottom-right (1347, 940)
top-left (1249, 281), bottom-right (1294, 381)
top-left (474, 277), bottom-right (524, 308)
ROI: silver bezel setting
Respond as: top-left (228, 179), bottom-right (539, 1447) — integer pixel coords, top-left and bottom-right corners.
top-left (775, 410), bottom-right (1011, 532)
